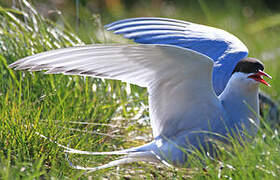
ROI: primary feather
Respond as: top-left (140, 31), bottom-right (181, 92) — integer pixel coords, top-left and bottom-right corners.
top-left (9, 44), bottom-right (221, 138)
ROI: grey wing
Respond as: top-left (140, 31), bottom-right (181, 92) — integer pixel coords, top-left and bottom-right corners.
top-left (105, 17), bottom-right (249, 95)
top-left (9, 44), bottom-right (222, 137)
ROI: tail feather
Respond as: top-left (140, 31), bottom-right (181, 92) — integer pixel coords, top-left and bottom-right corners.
top-left (36, 131), bottom-right (137, 155)
top-left (64, 147), bottom-right (133, 155)
top-left (64, 141), bottom-right (155, 155)
top-left (35, 131), bottom-right (168, 171)
top-left (66, 151), bottom-right (162, 172)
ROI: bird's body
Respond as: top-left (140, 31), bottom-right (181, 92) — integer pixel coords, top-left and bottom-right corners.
top-left (9, 17), bottom-right (271, 171)
top-left (101, 66), bottom-right (262, 167)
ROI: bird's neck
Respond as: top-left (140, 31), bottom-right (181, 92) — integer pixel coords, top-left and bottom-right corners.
top-left (219, 77), bottom-right (260, 137)
top-left (220, 77), bottom-right (259, 105)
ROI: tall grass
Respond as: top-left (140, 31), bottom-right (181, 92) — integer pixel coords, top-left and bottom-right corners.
top-left (0, 0), bottom-right (279, 179)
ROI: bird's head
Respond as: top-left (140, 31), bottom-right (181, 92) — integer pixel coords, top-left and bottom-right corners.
top-left (231, 57), bottom-right (271, 88)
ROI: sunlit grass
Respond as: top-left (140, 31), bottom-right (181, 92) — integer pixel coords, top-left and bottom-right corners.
top-left (0, 0), bottom-right (279, 179)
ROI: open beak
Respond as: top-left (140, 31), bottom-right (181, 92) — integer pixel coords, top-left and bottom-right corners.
top-left (248, 70), bottom-right (272, 87)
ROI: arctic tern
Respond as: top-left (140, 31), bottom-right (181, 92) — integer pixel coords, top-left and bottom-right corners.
top-left (9, 17), bottom-right (272, 171)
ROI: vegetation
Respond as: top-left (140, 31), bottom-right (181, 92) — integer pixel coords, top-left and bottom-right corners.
top-left (0, 0), bottom-right (279, 179)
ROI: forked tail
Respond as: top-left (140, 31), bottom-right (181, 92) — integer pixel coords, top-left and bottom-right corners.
top-left (36, 132), bottom-right (165, 172)
top-left (66, 151), bottom-right (162, 172)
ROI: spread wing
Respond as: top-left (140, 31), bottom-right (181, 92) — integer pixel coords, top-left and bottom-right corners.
top-left (9, 44), bottom-right (223, 138)
top-left (105, 17), bottom-right (249, 95)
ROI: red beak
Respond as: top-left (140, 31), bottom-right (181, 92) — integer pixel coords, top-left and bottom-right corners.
top-left (248, 70), bottom-right (272, 87)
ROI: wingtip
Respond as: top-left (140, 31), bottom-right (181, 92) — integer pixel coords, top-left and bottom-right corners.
top-left (8, 60), bottom-right (31, 70)
top-left (14, 64), bottom-right (34, 71)
top-left (104, 17), bottom-right (150, 30)
top-left (8, 62), bottom-right (19, 69)
top-left (104, 20), bottom-right (123, 30)
top-left (104, 23), bottom-right (112, 29)
top-left (105, 26), bottom-right (114, 31)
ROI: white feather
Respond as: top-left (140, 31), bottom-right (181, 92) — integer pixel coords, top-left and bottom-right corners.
top-left (9, 44), bottom-right (220, 138)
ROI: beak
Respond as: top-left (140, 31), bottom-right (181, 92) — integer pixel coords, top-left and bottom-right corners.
top-left (248, 70), bottom-right (272, 87)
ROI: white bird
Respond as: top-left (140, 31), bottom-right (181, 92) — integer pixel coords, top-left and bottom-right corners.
top-left (9, 17), bottom-right (271, 171)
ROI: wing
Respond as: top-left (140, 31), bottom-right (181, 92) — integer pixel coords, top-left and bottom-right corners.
top-left (9, 44), bottom-right (223, 138)
top-left (105, 17), bottom-right (249, 95)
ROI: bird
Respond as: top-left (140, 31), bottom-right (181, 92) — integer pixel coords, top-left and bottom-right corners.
top-left (8, 17), bottom-right (272, 171)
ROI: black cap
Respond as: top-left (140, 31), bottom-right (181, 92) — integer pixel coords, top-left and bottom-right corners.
top-left (232, 58), bottom-right (264, 74)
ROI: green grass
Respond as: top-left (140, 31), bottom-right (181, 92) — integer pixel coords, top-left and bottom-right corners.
top-left (0, 0), bottom-right (280, 179)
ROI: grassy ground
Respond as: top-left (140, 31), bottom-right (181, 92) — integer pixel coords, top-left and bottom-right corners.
top-left (0, 0), bottom-right (280, 179)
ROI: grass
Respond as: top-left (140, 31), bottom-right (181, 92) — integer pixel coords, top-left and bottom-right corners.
top-left (0, 0), bottom-right (280, 179)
